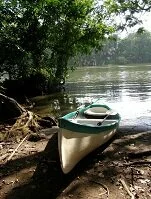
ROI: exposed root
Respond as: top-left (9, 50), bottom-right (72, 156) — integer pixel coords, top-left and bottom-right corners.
top-left (4, 111), bottom-right (37, 140)
top-left (123, 161), bottom-right (151, 167)
top-left (90, 180), bottom-right (109, 197)
top-left (128, 150), bottom-right (151, 159)
top-left (0, 93), bottom-right (57, 141)
top-left (3, 110), bottom-right (57, 141)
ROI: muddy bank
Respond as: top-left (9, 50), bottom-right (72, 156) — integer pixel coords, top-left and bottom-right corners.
top-left (0, 126), bottom-right (151, 199)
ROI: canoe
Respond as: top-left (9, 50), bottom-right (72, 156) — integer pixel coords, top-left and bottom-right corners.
top-left (58, 101), bottom-right (120, 174)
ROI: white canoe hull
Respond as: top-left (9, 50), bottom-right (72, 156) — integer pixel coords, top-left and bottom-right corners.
top-left (58, 127), bottom-right (117, 174)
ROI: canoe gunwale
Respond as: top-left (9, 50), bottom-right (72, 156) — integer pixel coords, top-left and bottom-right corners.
top-left (58, 103), bottom-right (120, 134)
top-left (59, 117), bottom-right (120, 134)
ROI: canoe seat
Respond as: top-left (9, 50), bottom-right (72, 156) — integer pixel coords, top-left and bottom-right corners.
top-left (84, 107), bottom-right (111, 117)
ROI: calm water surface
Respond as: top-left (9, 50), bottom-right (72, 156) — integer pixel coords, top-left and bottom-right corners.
top-left (32, 65), bottom-right (151, 129)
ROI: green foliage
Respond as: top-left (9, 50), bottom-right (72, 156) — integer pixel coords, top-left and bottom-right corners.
top-left (0, 0), bottom-right (151, 87)
top-left (0, 0), bottom-right (112, 83)
top-left (78, 30), bottom-right (151, 65)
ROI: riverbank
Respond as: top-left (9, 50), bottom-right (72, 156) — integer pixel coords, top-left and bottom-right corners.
top-left (0, 126), bottom-right (151, 199)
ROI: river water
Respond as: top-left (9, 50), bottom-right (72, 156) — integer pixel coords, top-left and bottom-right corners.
top-left (32, 65), bottom-right (151, 130)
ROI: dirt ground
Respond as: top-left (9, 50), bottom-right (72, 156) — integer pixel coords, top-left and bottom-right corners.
top-left (0, 127), bottom-right (151, 199)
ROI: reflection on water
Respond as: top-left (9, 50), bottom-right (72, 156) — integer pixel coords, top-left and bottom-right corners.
top-left (32, 65), bottom-right (151, 129)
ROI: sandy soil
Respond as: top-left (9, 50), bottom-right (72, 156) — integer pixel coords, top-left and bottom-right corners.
top-left (0, 127), bottom-right (151, 199)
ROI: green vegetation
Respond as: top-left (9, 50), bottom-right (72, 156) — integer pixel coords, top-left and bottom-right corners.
top-left (117, 31), bottom-right (151, 64)
top-left (0, 0), bottom-right (151, 96)
top-left (79, 31), bottom-right (151, 66)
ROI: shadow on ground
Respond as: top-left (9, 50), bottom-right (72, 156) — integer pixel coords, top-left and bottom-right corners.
top-left (3, 127), bottom-right (151, 199)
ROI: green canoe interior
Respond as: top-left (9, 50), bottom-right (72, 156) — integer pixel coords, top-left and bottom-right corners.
top-left (59, 104), bottom-right (120, 134)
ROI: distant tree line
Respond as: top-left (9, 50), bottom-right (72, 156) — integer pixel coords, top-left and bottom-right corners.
top-left (78, 30), bottom-right (151, 66)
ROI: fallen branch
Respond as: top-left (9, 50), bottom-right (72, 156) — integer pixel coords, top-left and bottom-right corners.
top-left (123, 160), bottom-right (151, 166)
top-left (5, 134), bottom-right (29, 163)
top-left (119, 178), bottom-right (135, 199)
top-left (99, 191), bottom-right (107, 197)
top-left (128, 150), bottom-right (151, 159)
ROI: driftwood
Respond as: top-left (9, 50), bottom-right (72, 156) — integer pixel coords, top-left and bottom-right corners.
top-left (0, 93), bottom-right (57, 140)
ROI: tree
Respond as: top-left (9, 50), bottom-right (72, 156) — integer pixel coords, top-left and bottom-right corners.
top-left (38, 0), bottom-right (116, 82)
top-left (75, 30), bottom-right (151, 66)
top-left (0, 0), bottom-right (151, 92)
top-left (116, 30), bottom-right (151, 64)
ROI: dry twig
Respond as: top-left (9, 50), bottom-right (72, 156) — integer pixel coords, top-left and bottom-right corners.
top-left (5, 134), bottom-right (29, 163)
top-left (119, 178), bottom-right (135, 199)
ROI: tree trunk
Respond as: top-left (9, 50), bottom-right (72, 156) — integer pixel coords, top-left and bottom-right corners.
top-left (0, 93), bottom-right (25, 122)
